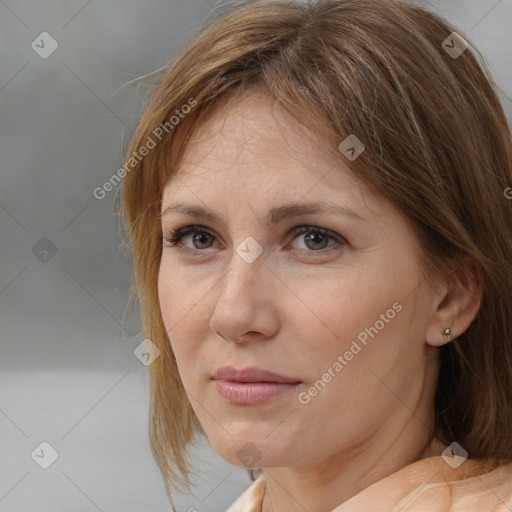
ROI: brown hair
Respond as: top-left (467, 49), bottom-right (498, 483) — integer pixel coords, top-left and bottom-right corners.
top-left (120, 0), bottom-right (512, 507)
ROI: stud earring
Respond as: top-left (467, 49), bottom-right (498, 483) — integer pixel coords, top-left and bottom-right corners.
top-left (442, 327), bottom-right (453, 343)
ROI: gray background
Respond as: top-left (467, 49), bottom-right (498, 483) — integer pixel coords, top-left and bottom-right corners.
top-left (0, 1), bottom-right (510, 511)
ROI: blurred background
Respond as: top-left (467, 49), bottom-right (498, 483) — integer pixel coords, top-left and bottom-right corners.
top-left (0, 0), bottom-right (510, 511)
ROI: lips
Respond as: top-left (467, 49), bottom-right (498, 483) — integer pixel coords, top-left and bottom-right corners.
top-left (211, 366), bottom-right (302, 404)
top-left (212, 366), bottom-right (301, 384)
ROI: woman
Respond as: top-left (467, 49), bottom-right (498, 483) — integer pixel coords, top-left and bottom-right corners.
top-left (120, 0), bottom-right (512, 510)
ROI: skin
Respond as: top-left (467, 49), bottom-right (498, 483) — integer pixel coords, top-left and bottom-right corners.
top-left (157, 90), bottom-right (482, 512)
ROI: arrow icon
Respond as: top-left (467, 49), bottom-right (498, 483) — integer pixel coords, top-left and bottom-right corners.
top-left (31, 32), bottom-right (59, 59)
top-left (134, 339), bottom-right (160, 366)
top-left (441, 441), bottom-right (468, 468)
top-left (236, 442), bottom-right (263, 467)
top-left (236, 237), bottom-right (263, 263)
top-left (31, 441), bottom-right (59, 469)
top-left (32, 237), bottom-right (58, 262)
top-left (442, 32), bottom-right (468, 59)
top-left (338, 134), bottom-right (365, 161)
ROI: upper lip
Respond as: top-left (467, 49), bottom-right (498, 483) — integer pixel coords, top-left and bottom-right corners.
top-left (212, 366), bottom-right (301, 384)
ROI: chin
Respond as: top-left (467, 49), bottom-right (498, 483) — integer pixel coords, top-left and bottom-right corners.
top-left (209, 432), bottom-right (296, 469)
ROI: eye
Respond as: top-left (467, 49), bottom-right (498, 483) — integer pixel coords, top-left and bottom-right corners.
top-left (163, 225), bottom-right (216, 250)
top-left (288, 226), bottom-right (346, 252)
top-left (163, 224), bottom-right (346, 253)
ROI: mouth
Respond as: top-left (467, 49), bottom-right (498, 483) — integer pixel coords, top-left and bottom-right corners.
top-left (211, 366), bottom-right (302, 405)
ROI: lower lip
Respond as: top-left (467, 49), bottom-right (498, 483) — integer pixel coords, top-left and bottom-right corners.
top-left (213, 380), bottom-right (301, 404)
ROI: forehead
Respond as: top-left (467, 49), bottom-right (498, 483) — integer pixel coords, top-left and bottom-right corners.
top-left (165, 91), bottom-right (364, 198)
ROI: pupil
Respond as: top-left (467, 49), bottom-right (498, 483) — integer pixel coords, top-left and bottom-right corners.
top-left (306, 232), bottom-right (327, 250)
top-left (194, 232), bottom-right (211, 248)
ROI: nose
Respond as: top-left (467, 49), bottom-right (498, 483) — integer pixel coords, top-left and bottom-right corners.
top-left (209, 251), bottom-right (280, 344)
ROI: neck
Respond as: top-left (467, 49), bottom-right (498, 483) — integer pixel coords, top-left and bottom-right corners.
top-left (260, 392), bottom-right (445, 512)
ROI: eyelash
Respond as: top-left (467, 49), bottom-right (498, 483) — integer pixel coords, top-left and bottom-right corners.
top-left (162, 224), bottom-right (347, 254)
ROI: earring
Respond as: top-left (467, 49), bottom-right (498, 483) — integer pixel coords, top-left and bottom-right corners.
top-left (442, 327), bottom-right (453, 343)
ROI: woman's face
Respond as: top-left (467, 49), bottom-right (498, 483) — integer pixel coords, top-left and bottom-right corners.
top-left (158, 91), bottom-right (442, 469)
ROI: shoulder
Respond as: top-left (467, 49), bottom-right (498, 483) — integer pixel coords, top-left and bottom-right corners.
top-left (225, 459), bottom-right (512, 511)
top-left (443, 460), bottom-right (512, 511)
top-left (388, 457), bottom-right (512, 512)
top-left (336, 456), bottom-right (512, 511)
top-left (226, 474), bottom-right (265, 512)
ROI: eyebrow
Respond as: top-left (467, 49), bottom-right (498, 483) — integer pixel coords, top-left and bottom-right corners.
top-left (160, 201), bottom-right (366, 225)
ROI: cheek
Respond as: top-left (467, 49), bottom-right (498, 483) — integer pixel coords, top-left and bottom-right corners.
top-left (291, 294), bottom-right (421, 437)
top-left (293, 259), bottom-right (421, 375)
top-left (157, 263), bottom-right (215, 382)
top-left (308, 287), bottom-right (429, 414)
top-left (157, 261), bottom-right (203, 330)
top-left (157, 266), bottom-right (197, 370)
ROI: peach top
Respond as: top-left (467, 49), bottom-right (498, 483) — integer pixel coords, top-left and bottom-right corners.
top-left (227, 456), bottom-right (512, 511)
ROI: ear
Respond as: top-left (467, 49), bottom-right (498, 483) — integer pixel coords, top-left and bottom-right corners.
top-left (425, 257), bottom-right (483, 347)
